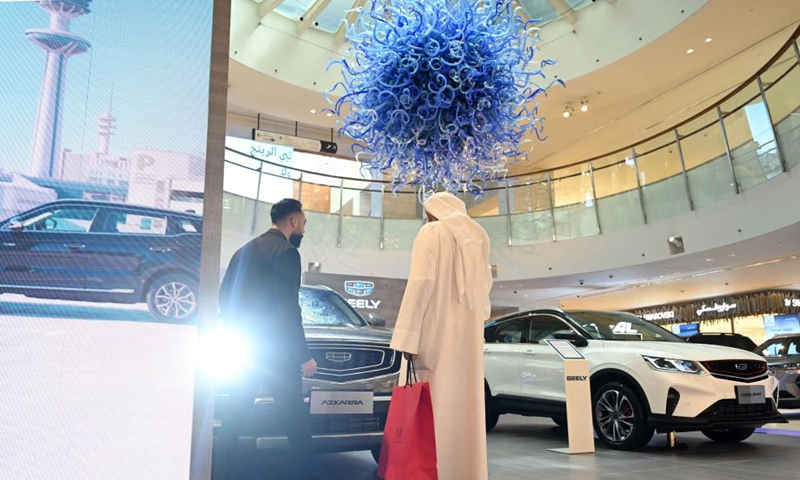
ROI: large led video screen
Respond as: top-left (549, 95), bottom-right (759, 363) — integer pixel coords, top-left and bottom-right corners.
top-left (0, 1), bottom-right (215, 478)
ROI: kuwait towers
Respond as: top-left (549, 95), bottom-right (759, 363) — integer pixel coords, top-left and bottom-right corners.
top-left (26, 0), bottom-right (91, 178)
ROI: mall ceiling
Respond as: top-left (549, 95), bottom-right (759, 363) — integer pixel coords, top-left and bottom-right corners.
top-left (228, 0), bottom-right (800, 174)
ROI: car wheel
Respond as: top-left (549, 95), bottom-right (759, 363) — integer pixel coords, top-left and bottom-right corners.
top-left (146, 274), bottom-right (198, 323)
top-left (485, 391), bottom-right (499, 432)
top-left (370, 446), bottom-right (382, 464)
top-left (592, 382), bottom-right (654, 450)
top-left (551, 417), bottom-right (567, 428)
top-left (701, 427), bottom-right (755, 443)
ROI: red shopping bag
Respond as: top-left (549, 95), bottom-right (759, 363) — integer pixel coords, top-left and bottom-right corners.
top-left (377, 360), bottom-right (438, 480)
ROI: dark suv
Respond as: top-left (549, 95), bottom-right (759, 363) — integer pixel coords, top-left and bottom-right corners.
top-left (0, 199), bottom-right (202, 322)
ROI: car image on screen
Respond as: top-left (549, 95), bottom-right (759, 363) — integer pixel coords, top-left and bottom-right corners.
top-left (0, 199), bottom-right (202, 323)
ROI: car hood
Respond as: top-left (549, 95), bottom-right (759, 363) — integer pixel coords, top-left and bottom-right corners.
top-left (603, 340), bottom-right (765, 361)
top-left (302, 325), bottom-right (394, 344)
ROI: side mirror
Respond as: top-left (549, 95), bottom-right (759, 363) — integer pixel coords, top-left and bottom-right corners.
top-left (552, 331), bottom-right (589, 348)
top-left (8, 220), bottom-right (23, 231)
top-left (366, 314), bottom-right (387, 327)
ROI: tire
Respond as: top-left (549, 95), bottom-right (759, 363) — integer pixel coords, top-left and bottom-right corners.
top-left (485, 391), bottom-right (500, 432)
top-left (370, 447), bottom-right (381, 464)
top-left (701, 427), bottom-right (755, 443)
top-left (592, 381), bottom-right (654, 450)
top-left (146, 274), bottom-right (199, 323)
top-left (551, 417), bottom-right (567, 428)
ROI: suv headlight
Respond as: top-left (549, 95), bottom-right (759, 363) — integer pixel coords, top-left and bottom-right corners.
top-left (643, 356), bottom-right (706, 375)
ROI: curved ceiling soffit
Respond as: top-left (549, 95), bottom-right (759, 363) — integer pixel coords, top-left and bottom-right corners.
top-left (228, 0), bottom-right (706, 110)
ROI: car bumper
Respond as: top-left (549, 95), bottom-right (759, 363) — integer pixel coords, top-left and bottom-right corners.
top-left (648, 398), bottom-right (787, 432)
top-left (214, 394), bottom-right (391, 454)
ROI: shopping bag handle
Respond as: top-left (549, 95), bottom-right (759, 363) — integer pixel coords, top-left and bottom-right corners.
top-left (405, 358), bottom-right (419, 386)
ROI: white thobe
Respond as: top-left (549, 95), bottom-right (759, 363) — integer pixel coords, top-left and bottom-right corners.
top-left (390, 221), bottom-right (492, 480)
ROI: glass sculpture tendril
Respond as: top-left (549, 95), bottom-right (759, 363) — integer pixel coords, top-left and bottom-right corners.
top-left (326, 0), bottom-right (564, 195)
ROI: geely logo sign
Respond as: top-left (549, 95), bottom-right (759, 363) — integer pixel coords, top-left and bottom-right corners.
top-left (345, 280), bottom-right (374, 297)
top-left (326, 352), bottom-right (352, 363)
top-left (735, 363), bottom-right (749, 371)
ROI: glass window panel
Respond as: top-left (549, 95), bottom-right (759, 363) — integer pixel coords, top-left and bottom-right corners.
top-left (304, 209), bottom-right (340, 250)
top-left (596, 189), bottom-right (643, 232)
top-left (383, 218), bottom-right (422, 251)
top-left (508, 174), bottom-right (551, 214)
top-left (592, 153), bottom-right (638, 198)
top-left (553, 203), bottom-right (599, 240)
top-left (341, 215), bottom-right (381, 249)
top-left (552, 165), bottom-right (592, 208)
top-left (722, 82), bottom-right (782, 191)
top-left (635, 134), bottom-right (691, 222)
top-left (341, 178), bottom-right (379, 217)
top-left (383, 187), bottom-right (421, 219)
top-left (678, 112), bottom-right (736, 208)
top-left (475, 216), bottom-right (509, 248)
top-left (221, 192), bottom-right (255, 233)
top-left (511, 211), bottom-right (553, 246)
top-left (223, 161), bottom-right (259, 200)
top-left (465, 181), bottom-right (505, 217)
top-left (314, 0), bottom-right (353, 33)
top-left (765, 63), bottom-right (800, 170)
top-left (274, 0), bottom-right (314, 20)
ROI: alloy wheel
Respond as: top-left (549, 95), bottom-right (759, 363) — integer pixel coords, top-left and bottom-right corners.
top-left (154, 281), bottom-right (197, 320)
top-left (595, 389), bottom-right (635, 443)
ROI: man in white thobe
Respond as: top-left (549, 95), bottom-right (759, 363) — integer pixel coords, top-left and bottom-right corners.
top-left (390, 192), bottom-right (493, 480)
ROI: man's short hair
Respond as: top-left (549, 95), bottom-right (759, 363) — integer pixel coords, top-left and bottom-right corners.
top-left (271, 198), bottom-right (303, 224)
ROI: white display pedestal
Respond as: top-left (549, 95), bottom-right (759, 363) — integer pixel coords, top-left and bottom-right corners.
top-left (545, 340), bottom-right (595, 455)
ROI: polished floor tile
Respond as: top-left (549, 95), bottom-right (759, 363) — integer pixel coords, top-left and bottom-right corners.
top-left (226, 414), bottom-right (800, 479)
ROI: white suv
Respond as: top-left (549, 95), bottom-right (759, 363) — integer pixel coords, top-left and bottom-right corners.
top-left (483, 309), bottom-right (785, 450)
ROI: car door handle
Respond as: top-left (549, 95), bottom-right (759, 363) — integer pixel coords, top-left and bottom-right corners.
top-left (524, 350), bottom-right (536, 357)
top-left (149, 247), bottom-right (172, 253)
top-left (63, 243), bottom-right (85, 250)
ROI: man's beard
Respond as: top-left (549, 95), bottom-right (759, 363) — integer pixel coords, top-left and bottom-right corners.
top-left (289, 234), bottom-right (303, 248)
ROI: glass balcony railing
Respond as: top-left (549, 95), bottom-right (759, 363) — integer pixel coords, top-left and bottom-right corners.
top-left (223, 29), bottom-right (800, 251)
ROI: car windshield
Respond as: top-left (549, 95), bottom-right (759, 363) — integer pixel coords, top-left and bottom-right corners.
top-left (566, 311), bottom-right (683, 342)
top-left (300, 288), bottom-right (367, 327)
top-left (757, 337), bottom-right (800, 358)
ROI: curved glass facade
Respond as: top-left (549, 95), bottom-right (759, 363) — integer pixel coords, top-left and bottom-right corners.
top-left (224, 33), bottom-right (800, 250)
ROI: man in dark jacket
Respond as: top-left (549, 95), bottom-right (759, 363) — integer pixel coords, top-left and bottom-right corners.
top-left (217, 198), bottom-right (319, 480)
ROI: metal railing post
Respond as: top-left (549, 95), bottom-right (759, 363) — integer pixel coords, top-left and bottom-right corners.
top-left (588, 163), bottom-right (602, 234)
top-left (547, 172), bottom-right (557, 242)
top-left (505, 182), bottom-right (512, 246)
top-left (251, 164), bottom-right (263, 235)
top-left (757, 75), bottom-right (788, 173)
top-left (631, 148), bottom-right (648, 224)
top-left (717, 106), bottom-right (740, 194)
top-left (337, 179), bottom-right (344, 248)
top-left (674, 129), bottom-right (694, 211)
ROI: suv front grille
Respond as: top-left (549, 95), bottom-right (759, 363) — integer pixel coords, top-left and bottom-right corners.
top-left (310, 342), bottom-right (400, 383)
top-left (700, 399), bottom-right (775, 420)
top-left (701, 360), bottom-right (768, 383)
top-left (309, 412), bottom-right (387, 435)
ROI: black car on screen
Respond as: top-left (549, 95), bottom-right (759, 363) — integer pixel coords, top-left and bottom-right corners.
top-left (0, 199), bottom-right (202, 322)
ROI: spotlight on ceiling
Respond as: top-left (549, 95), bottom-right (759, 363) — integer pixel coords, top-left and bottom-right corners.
top-left (705, 37), bottom-right (713, 43)
top-left (686, 48), bottom-right (695, 54)
top-left (563, 106), bottom-right (574, 118)
top-left (310, 109), bottom-right (317, 114)
top-left (580, 98), bottom-right (589, 112)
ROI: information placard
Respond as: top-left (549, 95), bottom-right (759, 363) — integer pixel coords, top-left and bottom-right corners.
top-left (546, 339), bottom-right (585, 360)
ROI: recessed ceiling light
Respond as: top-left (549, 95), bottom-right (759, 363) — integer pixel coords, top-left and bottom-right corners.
top-left (705, 37), bottom-right (713, 43)
top-left (706, 258), bottom-right (713, 262)
top-left (326, 112), bottom-right (333, 117)
top-left (686, 48), bottom-right (695, 54)
top-left (310, 109), bottom-right (317, 114)
top-left (563, 106), bottom-right (574, 118)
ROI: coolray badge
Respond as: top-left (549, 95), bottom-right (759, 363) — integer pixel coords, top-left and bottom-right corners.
top-left (345, 280), bottom-right (374, 297)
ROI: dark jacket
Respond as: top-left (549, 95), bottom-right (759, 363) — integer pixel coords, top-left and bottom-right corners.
top-left (219, 229), bottom-right (312, 367)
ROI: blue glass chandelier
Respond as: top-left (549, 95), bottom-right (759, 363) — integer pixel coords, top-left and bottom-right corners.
top-left (327, 0), bottom-right (563, 194)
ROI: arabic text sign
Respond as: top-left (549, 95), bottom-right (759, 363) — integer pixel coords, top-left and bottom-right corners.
top-left (696, 302), bottom-right (737, 317)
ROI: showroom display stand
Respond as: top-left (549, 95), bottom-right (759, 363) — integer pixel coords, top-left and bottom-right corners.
top-left (545, 340), bottom-right (595, 455)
